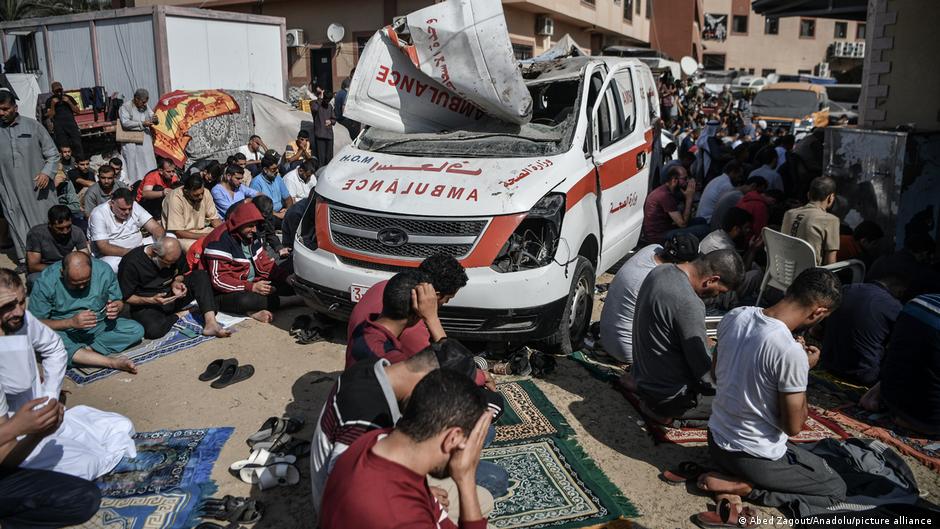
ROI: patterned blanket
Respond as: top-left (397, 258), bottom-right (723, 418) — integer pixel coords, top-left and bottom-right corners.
top-left (152, 90), bottom-right (242, 167)
top-left (492, 381), bottom-right (637, 528)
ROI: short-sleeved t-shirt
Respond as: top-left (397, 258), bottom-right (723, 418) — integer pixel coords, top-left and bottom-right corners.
top-left (709, 306), bottom-right (809, 460)
top-left (781, 204), bottom-right (840, 265)
top-left (599, 244), bottom-right (661, 364)
top-left (118, 245), bottom-right (190, 299)
top-left (698, 229), bottom-right (736, 255)
top-left (697, 174), bottom-right (732, 221)
top-left (88, 201), bottom-right (153, 253)
top-left (249, 174), bottom-right (291, 211)
top-left (135, 170), bottom-right (180, 202)
top-left (25, 224), bottom-right (87, 265)
top-left (161, 187), bottom-right (220, 232)
top-left (642, 184), bottom-right (680, 244)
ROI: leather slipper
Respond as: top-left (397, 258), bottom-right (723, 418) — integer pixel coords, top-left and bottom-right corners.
top-left (199, 358), bottom-right (236, 381)
top-left (211, 362), bottom-right (254, 389)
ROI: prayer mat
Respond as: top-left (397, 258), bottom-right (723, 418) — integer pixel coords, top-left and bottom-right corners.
top-left (820, 405), bottom-right (940, 474)
top-left (568, 351), bottom-right (849, 446)
top-left (66, 313), bottom-right (244, 385)
top-left (613, 382), bottom-right (849, 446)
top-left (495, 380), bottom-right (575, 443)
top-left (74, 483), bottom-right (215, 529)
top-left (809, 371), bottom-right (870, 402)
top-left (483, 437), bottom-right (637, 529)
top-left (97, 427), bottom-right (234, 498)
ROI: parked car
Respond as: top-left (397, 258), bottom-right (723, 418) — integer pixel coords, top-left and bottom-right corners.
top-left (291, 56), bottom-right (661, 353)
top-left (751, 82), bottom-right (829, 137)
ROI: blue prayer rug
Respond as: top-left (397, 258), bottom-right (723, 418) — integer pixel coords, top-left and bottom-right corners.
top-left (75, 483), bottom-right (216, 529)
top-left (97, 427), bottom-right (234, 498)
top-left (66, 314), bottom-right (217, 385)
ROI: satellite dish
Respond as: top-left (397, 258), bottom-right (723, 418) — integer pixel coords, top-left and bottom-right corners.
top-left (327, 23), bottom-right (346, 44)
top-left (680, 56), bottom-right (699, 77)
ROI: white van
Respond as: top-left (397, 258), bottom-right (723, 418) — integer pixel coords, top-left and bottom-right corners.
top-left (291, 56), bottom-right (661, 352)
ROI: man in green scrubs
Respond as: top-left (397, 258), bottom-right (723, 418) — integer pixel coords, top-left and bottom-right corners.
top-left (29, 252), bottom-right (143, 373)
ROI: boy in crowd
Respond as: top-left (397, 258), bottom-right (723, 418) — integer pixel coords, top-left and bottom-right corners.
top-left (782, 177), bottom-right (840, 265)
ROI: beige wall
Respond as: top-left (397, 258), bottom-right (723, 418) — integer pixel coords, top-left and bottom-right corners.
top-left (649, 0), bottom-right (702, 61)
top-left (135, 0), bottom-right (652, 89)
top-left (701, 0), bottom-right (862, 76)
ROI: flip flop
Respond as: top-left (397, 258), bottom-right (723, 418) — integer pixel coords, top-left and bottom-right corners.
top-left (661, 461), bottom-right (712, 486)
top-left (198, 358), bottom-right (236, 381)
top-left (199, 496), bottom-right (264, 524)
top-left (230, 449), bottom-right (300, 490)
top-left (246, 417), bottom-right (304, 447)
top-left (211, 362), bottom-right (254, 389)
top-left (694, 499), bottom-right (758, 528)
top-left (249, 431), bottom-right (293, 453)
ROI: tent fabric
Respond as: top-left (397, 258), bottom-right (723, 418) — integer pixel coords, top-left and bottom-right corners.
top-left (152, 89), bottom-right (241, 166)
top-left (6, 73), bottom-right (40, 123)
top-left (185, 90), bottom-right (253, 163)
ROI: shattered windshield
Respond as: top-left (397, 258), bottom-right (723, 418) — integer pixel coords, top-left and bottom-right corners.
top-left (752, 89), bottom-right (820, 119)
top-left (358, 79), bottom-right (581, 157)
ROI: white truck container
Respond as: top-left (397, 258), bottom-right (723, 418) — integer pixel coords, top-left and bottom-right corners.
top-left (291, 56), bottom-right (661, 352)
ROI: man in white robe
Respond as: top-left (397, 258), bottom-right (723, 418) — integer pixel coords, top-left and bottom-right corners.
top-left (119, 89), bottom-right (158, 185)
top-left (0, 268), bottom-right (136, 480)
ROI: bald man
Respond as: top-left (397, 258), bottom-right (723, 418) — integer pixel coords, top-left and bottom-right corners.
top-left (28, 252), bottom-right (143, 373)
top-left (118, 236), bottom-right (231, 339)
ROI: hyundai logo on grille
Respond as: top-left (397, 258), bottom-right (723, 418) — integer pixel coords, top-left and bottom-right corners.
top-left (376, 227), bottom-right (409, 247)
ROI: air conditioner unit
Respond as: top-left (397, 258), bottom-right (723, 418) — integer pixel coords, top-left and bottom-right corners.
top-left (536, 15), bottom-right (554, 37)
top-left (831, 41), bottom-right (845, 57)
top-left (853, 41), bottom-right (865, 57)
top-left (815, 62), bottom-right (830, 78)
top-left (286, 29), bottom-right (306, 48)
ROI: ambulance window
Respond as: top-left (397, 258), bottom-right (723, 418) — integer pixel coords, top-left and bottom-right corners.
top-left (612, 69), bottom-right (637, 136)
top-left (596, 86), bottom-right (614, 148)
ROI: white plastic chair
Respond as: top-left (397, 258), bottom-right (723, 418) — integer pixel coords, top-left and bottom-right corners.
top-left (756, 227), bottom-right (866, 306)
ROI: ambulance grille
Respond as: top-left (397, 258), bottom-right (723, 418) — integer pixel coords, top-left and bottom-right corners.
top-left (328, 204), bottom-right (488, 260)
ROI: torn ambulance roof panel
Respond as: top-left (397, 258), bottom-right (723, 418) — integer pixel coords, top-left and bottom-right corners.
top-left (522, 34), bottom-right (587, 64)
top-left (344, 0), bottom-right (532, 134)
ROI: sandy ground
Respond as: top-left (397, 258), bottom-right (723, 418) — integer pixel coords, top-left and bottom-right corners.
top-left (2, 246), bottom-right (938, 528)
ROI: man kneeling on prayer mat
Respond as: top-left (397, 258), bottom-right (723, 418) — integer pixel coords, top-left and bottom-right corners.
top-left (118, 236), bottom-right (231, 340)
top-left (693, 268), bottom-right (846, 526)
top-left (319, 369), bottom-right (493, 529)
top-left (28, 252), bottom-right (143, 373)
top-left (0, 268), bottom-right (137, 480)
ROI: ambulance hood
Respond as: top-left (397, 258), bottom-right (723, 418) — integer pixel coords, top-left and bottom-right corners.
top-left (315, 146), bottom-right (569, 217)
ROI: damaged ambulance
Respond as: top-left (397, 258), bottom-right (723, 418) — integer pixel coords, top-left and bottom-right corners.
top-left (291, 0), bottom-right (662, 352)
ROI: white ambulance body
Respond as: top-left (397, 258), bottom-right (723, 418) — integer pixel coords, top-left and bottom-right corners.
top-left (291, 56), bottom-right (661, 352)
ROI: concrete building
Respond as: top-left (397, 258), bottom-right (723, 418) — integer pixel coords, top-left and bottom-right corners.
top-left (700, 0), bottom-right (863, 78)
top-left (127, 0), bottom-right (654, 91)
top-left (648, 0), bottom-right (703, 63)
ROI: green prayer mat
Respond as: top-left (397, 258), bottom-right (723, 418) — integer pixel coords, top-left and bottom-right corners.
top-left (489, 381), bottom-right (638, 529)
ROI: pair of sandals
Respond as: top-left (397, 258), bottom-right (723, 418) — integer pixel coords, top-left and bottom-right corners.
top-left (659, 462), bottom-right (758, 529)
top-left (199, 358), bottom-right (255, 389)
top-left (289, 315), bottom-right (332, 345)
top-left (196, 495), bottom-right (263, 528)
top-left (229, 416), bottom-right (310, 490)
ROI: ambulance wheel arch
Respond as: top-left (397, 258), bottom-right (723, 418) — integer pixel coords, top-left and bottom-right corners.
top-left (543, 255), bottom-right (595, 354)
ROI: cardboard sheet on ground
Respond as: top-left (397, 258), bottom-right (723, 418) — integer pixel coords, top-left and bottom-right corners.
top-left (346, 0), bottom-right (532, 133)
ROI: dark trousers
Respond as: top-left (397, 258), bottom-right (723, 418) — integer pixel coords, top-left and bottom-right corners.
top-left (707, 432), bottom-right (847, 511)
top-left (0, 467), bottom-right (101, 528)
top-left (138, 185), bottom-right (165, 220)
top-left (641, 387), bottom-right (713, 420)
top-left (215, 274), bottom-right (293, 316)
top-left (130, 270), bottom-right (218, 339)
top-left (53, 120), bottom-right (84, 159)
top-left (314, 138), bottom-right (333, 166)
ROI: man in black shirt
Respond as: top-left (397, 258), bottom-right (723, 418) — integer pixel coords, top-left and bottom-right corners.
top-left (66, 155), bottom-right (95, 192)
top-left (25, 205), bottom-right (88, 287)
top-left (44, 81), bottom-right (84, 158)
top-left (117, 235), bottom-right (232, 340)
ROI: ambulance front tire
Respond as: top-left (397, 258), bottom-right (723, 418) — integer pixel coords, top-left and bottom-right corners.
top-left (544, 256), bottom-right (595, 355)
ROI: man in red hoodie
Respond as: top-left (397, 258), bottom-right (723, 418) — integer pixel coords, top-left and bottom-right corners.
top-left (201, 202), bottom-right (291, 322)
